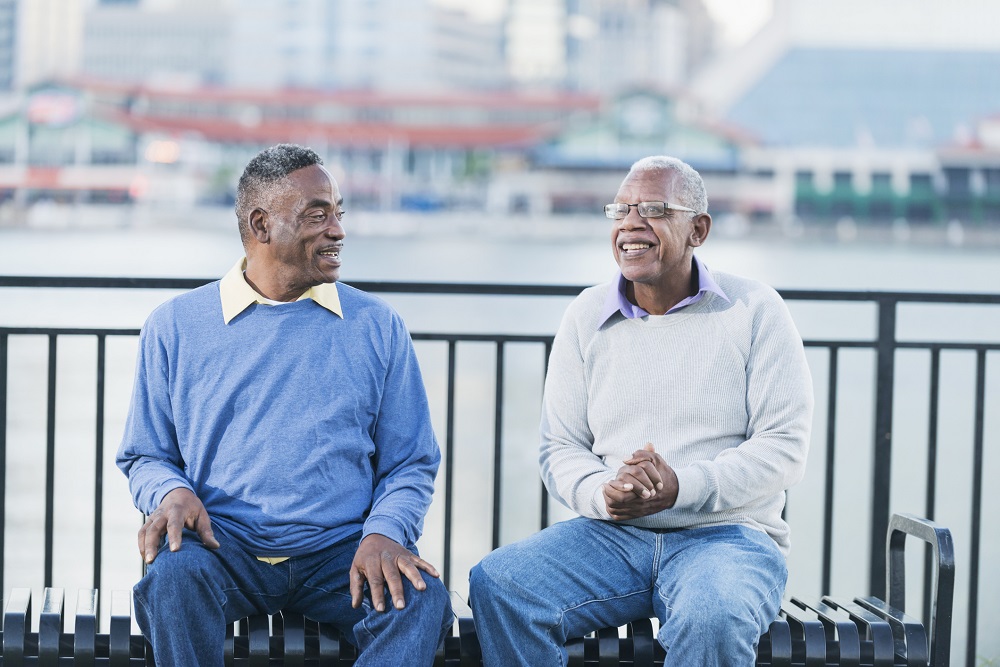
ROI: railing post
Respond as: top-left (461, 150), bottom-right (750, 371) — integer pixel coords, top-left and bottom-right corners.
top-left (45, 333), bottom-right (58, 588)
top-left (870, 297), bottom-right (897, 598)
top-left (0, 333), bottom-right (6, 598)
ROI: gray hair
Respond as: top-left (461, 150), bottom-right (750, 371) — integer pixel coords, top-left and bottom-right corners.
top-left (627, 156), bottom-right (708, 214)
top-left (235, 144), bottom-right (324, 243)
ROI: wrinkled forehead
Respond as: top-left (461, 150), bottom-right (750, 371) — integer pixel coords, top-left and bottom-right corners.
top-left (616, 167), bottom-right (676, 201)
top-left (285, 164), bottom-right (341, 203)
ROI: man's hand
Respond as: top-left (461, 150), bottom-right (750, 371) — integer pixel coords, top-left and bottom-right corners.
top-left (350, 534), bottom-right (440, 612)
top-left (603, 443), bottom-right (679, 521)
top-left (138, 487), bottom-right (219, 564)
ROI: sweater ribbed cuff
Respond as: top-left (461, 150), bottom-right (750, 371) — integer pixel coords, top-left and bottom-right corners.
top-left (672, 465), bottom-right (708, 512)
top-left (361, 515), bottom-right (409, 547)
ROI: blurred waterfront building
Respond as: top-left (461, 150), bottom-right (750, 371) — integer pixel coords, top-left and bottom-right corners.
top-left (689, 0), bottom-right (1000, 229)
top-left (563, 0), bottom-right (714, 94)
top-left (0, 0), bottom-right (15, 90)
top-left (76, 0), bottom-right (505, 92)
top-left (82, 0), bottom-right (230, 87)
top-left (505, 0), bottom-right (714, 94)
top-left (15, 0), bottom-right (85, 89)
top-left (0, 80), bottom-right (602, 218)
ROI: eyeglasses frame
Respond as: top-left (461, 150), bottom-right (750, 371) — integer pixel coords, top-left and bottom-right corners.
top-left (604, 201), bottom-right (699, 220)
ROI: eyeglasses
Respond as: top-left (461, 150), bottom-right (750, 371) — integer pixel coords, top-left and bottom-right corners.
top-left (604, 201), bottom-right (698, 220)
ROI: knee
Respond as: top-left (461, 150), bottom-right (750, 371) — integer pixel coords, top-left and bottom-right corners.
top-left (664, 593), bottom-right (764, 645)
top-left (469, 551), bottom-right (510, 605)
top-left (136, 544), bottom-right (221, 605)
top-left (406, 573), bottom-right (451, 619)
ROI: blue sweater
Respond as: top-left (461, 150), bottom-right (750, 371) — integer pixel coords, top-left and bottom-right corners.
top-left (116, 281), bottom-right (440, 556)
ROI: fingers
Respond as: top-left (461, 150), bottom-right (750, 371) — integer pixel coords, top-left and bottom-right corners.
top-left (621, 444), bottom-right (665, 495)
top-left (138, 488), bottom-right (218, 564)
top-left (616, 462), bottom-right (662, 498)
top-left (350, 565), bottom-right (366, 609)
top-left (398, 554), bottom-right (438, 590)
top-left (194, 507), bottom-right (220, 550)
top-left (138, 516), bottom-right (164, 564)
top-left (350, 548), bottom-right (390, 612)
top-left (351, 536), bottom-right (440, 613)
top-left (380, 554), bottom-right (407, 610)
top-left (166, 513), bottom-right (185, 552)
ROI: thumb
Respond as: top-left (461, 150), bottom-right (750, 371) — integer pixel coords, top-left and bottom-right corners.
top-left (643, 442), bottom-right (655, 453)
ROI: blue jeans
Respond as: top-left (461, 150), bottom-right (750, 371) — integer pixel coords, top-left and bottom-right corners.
top-left (469, 518), bottom-right (786, 667)
top-left (133, 525), bottom-right (452, 667)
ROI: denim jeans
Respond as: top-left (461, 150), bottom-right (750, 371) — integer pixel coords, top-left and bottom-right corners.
top-left (469, 518), bottom-right (786, 667)
top-left (133, 524), bottom-right (452, 667)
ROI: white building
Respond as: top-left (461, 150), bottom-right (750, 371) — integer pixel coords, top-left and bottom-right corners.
top-left (77, 0), bottom-right (505, 91)
top-left (565, 0), bottom-right (713, 94)
top-left (15, 0), bottom-right (86, 88)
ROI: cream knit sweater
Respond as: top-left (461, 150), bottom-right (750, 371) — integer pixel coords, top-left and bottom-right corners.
top-left (539, 270), bottom-right (814, 555)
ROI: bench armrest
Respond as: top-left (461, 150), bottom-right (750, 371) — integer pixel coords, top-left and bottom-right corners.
top-left (886, 512), bottom-right (955, 667)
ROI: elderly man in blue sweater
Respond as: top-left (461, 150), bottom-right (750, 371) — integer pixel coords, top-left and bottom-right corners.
top-left (470, 156), bottom-right (814, 666)
top-left (117, 144), bottom-right (451, 666)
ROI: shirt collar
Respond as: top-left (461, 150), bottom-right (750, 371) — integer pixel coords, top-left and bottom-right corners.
top-left (597, 255), bottom-right (729, 328)
top-left (219, 257), bottom-right (343, 324)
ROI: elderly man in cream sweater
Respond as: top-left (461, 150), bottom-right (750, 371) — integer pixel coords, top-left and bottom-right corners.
top-left (470, 156), bottom-right (814, 667)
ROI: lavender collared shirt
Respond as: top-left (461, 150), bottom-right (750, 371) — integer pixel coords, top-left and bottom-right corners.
top-left (597, 255), bottom-right (730, 327)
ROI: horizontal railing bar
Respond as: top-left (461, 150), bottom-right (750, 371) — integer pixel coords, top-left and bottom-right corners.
top-left (0, 327), bottom-right (142, 336)
top-left (896, 341), bottom-right (1000, 350)
top-left (803, 340), bottom-right (1000, 351)
top-left (0, 328), bottom-right (554, 344)
top-left (411, 333), bottom-right (554, 344)
top-left (0, 276), bottom-right (212, 290)
top-left (803, 340), bottom-right (875, 348)
top-left (3, 275), bottom-right (1000, 304)
top-left (3, 330), bottom-right (996, 351)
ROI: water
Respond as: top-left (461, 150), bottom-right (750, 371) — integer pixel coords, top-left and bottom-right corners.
top-left (2, 213), bottom-right (999, 661)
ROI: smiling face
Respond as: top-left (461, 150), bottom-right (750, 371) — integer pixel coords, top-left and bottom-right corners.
top-left (611, 166), bottom-right (710, 313)
top-left (246, 164), bottom-right (345, 300)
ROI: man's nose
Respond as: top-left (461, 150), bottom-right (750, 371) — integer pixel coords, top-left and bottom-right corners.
top-left (326, 218), bottom-right (346, 238)
top-left (619, 208), bottom-right (646, 229)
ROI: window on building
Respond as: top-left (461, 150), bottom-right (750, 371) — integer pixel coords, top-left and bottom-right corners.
top-left (943, 167), bottom-right (971, 195)
top-left (909, 173), bottom-right (933, 193)
top-left (871, 172), bottom-right (892, 191)
top-left (795, 170), bottom-right (814, 187)
top-left (983, 168), bottom-right (1000, 195)
top-left (833, 171), bottom-right (852, 188)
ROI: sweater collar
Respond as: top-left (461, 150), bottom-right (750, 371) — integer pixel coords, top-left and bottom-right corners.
top-left (597, 255), bottom-right (729, 327)
top-left (219, 257), bottom-right (343, 324)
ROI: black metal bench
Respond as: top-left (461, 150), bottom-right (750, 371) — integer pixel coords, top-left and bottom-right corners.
top-left (0, 513), bottom-right (954, 667)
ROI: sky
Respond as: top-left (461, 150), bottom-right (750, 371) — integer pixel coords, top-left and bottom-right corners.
top-left (701, 0), bottom-right (773, 47)
top-left (433, 0), bottom-right (774, 48)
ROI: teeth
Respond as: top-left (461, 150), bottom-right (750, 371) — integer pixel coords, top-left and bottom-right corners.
top-left (622, 243), bottom-right (650, 251)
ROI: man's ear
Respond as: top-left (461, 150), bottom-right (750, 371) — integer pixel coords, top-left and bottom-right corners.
top-left (690, 213), bottom-right (712, 247)
top-left (248, 208), bottom-right (268, 243)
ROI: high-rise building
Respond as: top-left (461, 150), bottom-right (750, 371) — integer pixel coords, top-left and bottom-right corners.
top-left (82, 0), bottom-right (231, 86)
top-left (17, 0), bottom-right (86, 88)
top-left (505, 0), bottom-right (713, 93)
top-left (0, 0), bottom-right (16, 90)
top-left (77, 0), bottom-right (505, 91)
top-left (504, 0), bottom-right (567, 87)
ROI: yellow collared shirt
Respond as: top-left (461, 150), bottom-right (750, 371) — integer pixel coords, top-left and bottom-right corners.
top-left (219, 258), bottom-right (343, 324)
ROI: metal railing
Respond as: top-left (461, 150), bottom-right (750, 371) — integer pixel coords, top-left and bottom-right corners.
top-left (1, 276), bottom-right (997, 666)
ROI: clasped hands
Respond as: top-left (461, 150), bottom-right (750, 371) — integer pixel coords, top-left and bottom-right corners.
top-left (603, 442), bottom-right (679, 520)
top-left (138, 487), bottom-right (438, 612)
